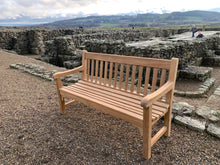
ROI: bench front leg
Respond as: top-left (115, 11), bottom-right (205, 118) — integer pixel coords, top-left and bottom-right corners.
top-left (143, 105), bottom-right (152, 160)
top-left (55, 78), bottom-right (66, 114)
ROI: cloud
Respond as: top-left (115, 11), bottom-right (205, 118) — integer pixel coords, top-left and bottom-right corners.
top-left (0, 0), bottom-right (99, 19)
top-left (0, 0), bottom-right (219, 20)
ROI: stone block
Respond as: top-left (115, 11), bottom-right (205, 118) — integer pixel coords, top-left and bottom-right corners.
top-left (196, 106), bottom-right (220, 120)
top-left (207, 124), bottom-right (220, 138)
top-left (178, 66), bottom-right (213, 82)
top-left (202, 56), bottom-right (220, 66)
top-left (174, 116), bottom-right (206, 132)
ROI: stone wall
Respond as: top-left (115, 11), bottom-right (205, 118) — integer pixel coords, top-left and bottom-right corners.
top-left (39, 28), bottom-right (190, 67)
top-left (1, 27), bottom-right (220, 70)
top-left (0, 28), bottom-right (188, 55)
top-left (0, 29), bottom-right (84, 54)
top-left (84, 34), bottom-right (220, 69)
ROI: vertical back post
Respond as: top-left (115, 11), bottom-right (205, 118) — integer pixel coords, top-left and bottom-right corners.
top-left (82, 50), bottom-right (87, 80)
top-left (165, 58), bottom-right (179, 136)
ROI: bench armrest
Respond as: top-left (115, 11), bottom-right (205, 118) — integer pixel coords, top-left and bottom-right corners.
top-left (141, 81), bottom-right (174, 108)
top-left (53, 66), bottom-right (84, 79)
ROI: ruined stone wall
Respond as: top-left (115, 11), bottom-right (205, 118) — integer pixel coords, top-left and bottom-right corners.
top-left (0, 28), bottom-right (188, 56)
top-left (84, 34), bottom-right (220, 69)
top-left (1, 27), bottom-right (220, 69)
top-left (41, 28), bottom-right (190, 67)
top-left (0, 29), bottom-right (84, 54)
top-left (0, 31), bottom-right (17, 50)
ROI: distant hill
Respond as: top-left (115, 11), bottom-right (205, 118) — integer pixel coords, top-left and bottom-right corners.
top-left (37, 10), bottom-right (220, 28)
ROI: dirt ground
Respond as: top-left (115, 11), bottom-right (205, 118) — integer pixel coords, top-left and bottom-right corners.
top-left (0, 50), bottom-right (219, 164)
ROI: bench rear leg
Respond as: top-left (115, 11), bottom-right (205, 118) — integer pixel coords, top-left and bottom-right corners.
top-left (164, 91), bottom-right (173, 137)
top-left (58, 96), bottom-right (66, 114)
top-left (164, 107), bottom-right (172, 136)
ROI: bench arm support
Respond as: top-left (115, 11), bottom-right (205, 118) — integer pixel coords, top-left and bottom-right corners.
top-left (53, 66), bottom-right (84, 79)
top-left (141, 81), bottom-right (174, 108)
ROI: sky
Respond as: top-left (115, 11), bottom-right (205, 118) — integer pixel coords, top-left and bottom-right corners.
top-left (0, 0), bottom-right (220, 20)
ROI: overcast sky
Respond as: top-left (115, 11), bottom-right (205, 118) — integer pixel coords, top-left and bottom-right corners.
top-left (0, 0), bottom-right (220, 20)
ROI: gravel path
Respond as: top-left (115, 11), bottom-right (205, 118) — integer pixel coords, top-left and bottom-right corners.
top-left (0, 50), bottom-right (219, 164)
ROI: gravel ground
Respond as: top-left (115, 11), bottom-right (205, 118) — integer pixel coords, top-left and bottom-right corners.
top-left (0, 50), bottom-right (219, 164)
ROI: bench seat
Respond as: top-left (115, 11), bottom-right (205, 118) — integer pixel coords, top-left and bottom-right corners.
top-left (60, 80), bottom-right (169, 128)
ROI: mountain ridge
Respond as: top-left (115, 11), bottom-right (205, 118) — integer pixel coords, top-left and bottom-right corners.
top-left (1, 10), bottom-right (220, 27)
top-left (37, 10), bottom-right (220, 28)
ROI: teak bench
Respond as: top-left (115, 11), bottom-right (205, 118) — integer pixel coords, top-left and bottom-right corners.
top-left (53, 50), bottom-right (179, 159)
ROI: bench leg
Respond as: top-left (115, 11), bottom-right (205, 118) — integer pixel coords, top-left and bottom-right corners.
top-left (55, 78), bottom-right (66, 114)
top-left (58, 96), bottom-right (66, 114)
top-left (143, 106), bottom-right (152, 160)
top-left (138, 127), bottom-right (143, 136)
top-left (164, 91), bottom-right (173, 137)
top-left (164, 107), bottom-right (172, 137)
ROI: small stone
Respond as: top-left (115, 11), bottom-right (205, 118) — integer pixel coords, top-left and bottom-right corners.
top-left (208, 116), bottom-right (220, 123)
top-left (183, 109), bottom-right (193, 115)
top-left (195, 106), bottom-right (211, 119)
top-left (207, 124), bottom-right (220, 138)
top-left (172, 102), bottom-right (190, 111)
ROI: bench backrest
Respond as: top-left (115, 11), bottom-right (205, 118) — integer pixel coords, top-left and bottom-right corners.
top-left (82, 50), bottom-right (178, 96)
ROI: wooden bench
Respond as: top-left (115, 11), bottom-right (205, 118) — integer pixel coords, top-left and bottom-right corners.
top-left (53, 50), bottom-right (179, 159)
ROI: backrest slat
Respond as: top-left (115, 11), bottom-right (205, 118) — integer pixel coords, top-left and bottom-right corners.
top-left (91, 59), bottom-right (94, 82)
top-left (82, 50), bottom-right (87, 80)
top-left (119, 64), bottom-right (124, 89)
top-left (87, 59), bottom-right (90, 81)
top-left (113, 63), bottom-right (118, 88)
top-left (104, 61), bottom-right (108, 86)
top-left (130, 65), bottom-right (137, 93)
top-left (151, 68), bottom-right (158, 92)
top-left (144, 67), bottom-right (150, 95)
top-left (124, 64), bottom-right (130, 91)
top-left (160, 69), bottom-right (167, 87)
top-left (109, 62), bottom-right (113, 87)
top-left (99, 60), bottom-right (103, 85)
top-left (95, 59), bottom-right (99, 83)
top-left (137, 66), bottom-right (143, 94)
